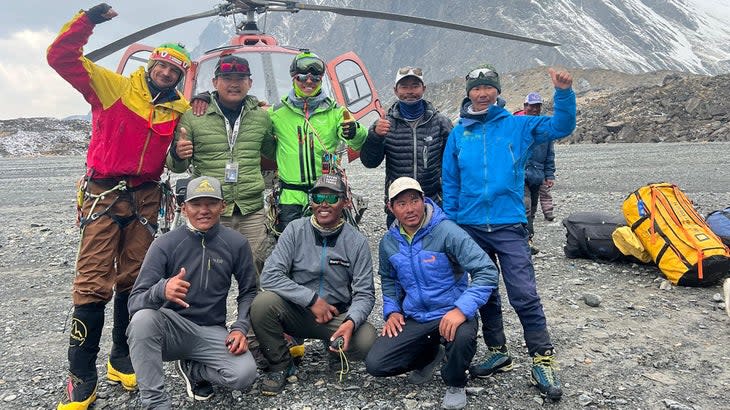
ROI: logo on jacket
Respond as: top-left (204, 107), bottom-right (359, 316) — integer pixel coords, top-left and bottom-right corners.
top-left (423, 255), bottom-right (436, 263)
top-left (329, 258), bottom-right (350, 267)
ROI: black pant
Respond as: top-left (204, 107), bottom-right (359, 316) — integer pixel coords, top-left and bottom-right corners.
top-left (525, 183), bottom-right (541, 238)
top-left (365, 317), bottom-right (478, 387)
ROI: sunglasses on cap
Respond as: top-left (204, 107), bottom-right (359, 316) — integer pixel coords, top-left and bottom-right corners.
top-left (311, 193), bottom-right (342, 205)
top-left (398, 66), bottom-right (423, 76)
top-left (294, 73), bottom-right (322, 83)
top-left (466, 67), bottom-right (499, 80)
top-left (293, 57), bottom-right (325, 75)
top-left (217, 62), bottom-right (250, 75)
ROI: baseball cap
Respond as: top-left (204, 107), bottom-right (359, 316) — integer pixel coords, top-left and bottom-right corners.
top-left (394, 66), bottom-right (424, 87)
top-left (525, 92), bottom-right (543, 105)
top-left (185, 176), bottom-right (223, 202)
top-left (310, 173), bottom-right (346, 194)
top-left (388, 177), bottom-right (424, 201)
top-left (215, 55), bottom-right (251, 77)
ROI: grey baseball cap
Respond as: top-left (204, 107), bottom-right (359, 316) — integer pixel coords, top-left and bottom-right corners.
top-left (185, 176), bottom-right (223, 202)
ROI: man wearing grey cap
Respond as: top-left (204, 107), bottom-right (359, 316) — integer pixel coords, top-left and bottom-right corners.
top-left (127, 176), bottom-right (258, 408)
top-left (365, 177), bottom-right (498, 410)
top-left (360, 66), bottom-right (453, 227)
top-left (251, 173), bottom-right (376, 396)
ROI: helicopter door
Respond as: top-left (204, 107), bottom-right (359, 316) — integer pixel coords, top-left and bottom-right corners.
top-left (115, 44), bottom-right (155, 75)
top-left (325, 52), bottom-right (384, 163)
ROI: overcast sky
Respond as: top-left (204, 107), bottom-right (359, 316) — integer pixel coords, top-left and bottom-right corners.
top-left (0, 1), bottom-right (219, 119)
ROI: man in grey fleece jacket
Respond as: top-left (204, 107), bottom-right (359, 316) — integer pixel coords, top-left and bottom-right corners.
top-left (127, 176), bottom-right (258, 408)
top-left (251, 173), bottom-right (377, 396)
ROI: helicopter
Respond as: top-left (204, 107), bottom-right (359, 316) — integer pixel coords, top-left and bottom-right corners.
top-left (85, 0), bottom-right (560, 157)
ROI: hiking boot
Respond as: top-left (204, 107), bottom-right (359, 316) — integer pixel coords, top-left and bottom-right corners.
top-left (285, 334), bottom-right (305, 366)
top-left (407, 345), bottom-right (445, 384)
top-left (441, 386), bottom-right (467, 410)
top-left (544, 213), bottom-right (555, 222)
top-left (176, 360), bottom-right (214, 401)
top-left (57, 374), bottom-right (97, 410)
top-left (530, 350), bottom-right (562, 401)
top-left (106, 358), bottom-right (137, 391)
top-left (260, 362), bottom-right (296, 396)
top-left (470, 345), bottom-right (513, 378)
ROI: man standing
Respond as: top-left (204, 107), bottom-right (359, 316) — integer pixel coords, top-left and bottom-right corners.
top-left (167, 54), bottom-right (275, 273)
top-left (365, 177), bottom-right (498, 410)
top-left (127, 176), bottom-right (258, 408)
top-left (47, 4), bottom-right (190, 409)
top-left (268, 51), bottom-right (367, 233)
top-left (442, 65), bottom-right (575, 401)
top-left (360, 67), bottom-right (453, 227)
top-left (515, 92), bottom-right (557, 254)
top-left (251, 173), bottom-right (376, 395)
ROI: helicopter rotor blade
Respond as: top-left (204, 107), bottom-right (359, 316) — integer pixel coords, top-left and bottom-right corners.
top-left (85, 8), bottom-right (226, 62)
top-left (256, 1), bottom-right (559, 47)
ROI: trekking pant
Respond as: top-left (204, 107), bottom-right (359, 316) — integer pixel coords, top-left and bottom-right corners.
top-left (524, 183), bottom-right (541, 238)
top-left (365, 317), bottom-right (478, 388)
top-left (276, 204), bottom-right (306, 234)
top-left (250, 291), bottom-right (376, 371)
top-left (539, 182), bottom-right (554, 217)
top-left (127, 308), bottom-right (257, 409)
top-left (461, 224), bottom-right (553, 356)
top-left (220, 208), bottom-right (269, 278)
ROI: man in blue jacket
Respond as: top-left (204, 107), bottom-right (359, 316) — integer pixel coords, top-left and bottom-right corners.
top-left (365, 177), bottom-right (498, 410)
top-left (442, 65), bottom-right (575, 401)
top-left (127, 176), bottom-right (258, 408)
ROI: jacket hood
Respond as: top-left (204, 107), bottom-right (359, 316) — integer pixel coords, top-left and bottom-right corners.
top-left (389, 197), bottom-right (446, 242)
top-left (458, 97), bottom-right (509, 127)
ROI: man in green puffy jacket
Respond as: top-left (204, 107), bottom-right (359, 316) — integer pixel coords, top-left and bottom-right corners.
top-left (167, 55), bottom-right (275, 272)
top-left (268, 51), bottom-right (367, 233)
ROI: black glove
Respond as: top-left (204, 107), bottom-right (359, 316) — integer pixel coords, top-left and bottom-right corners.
top-left (86, 3), bottom-right (113, 24)
top-left (191, 90), bottom-right (211, 104)
top-left (341, 121), bottom-right (359, 140)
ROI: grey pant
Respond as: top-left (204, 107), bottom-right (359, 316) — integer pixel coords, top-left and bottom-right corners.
top-left (250, 291), bottom-right (376, 371)
top-left (127, 308), bottom-right (257, 409)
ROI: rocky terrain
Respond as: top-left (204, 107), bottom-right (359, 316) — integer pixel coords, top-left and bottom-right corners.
top-left (0, 142), bottom-right (728, 409)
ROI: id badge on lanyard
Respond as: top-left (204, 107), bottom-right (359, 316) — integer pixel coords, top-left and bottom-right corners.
top-left (224, 113), bottom-right (242, 183)
top-left (225, 161), bottom-right (239, 183)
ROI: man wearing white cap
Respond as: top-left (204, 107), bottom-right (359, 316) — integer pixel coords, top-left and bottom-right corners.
top-left (365, 177), bottom-right (498, 410)
top-left (127, 176), bottom-right (258, 408)
top-left (361, 67), bottom-right (453, 227)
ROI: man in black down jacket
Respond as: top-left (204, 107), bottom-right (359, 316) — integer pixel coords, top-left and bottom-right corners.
top-left (360, 66), bottom-right (453, 227)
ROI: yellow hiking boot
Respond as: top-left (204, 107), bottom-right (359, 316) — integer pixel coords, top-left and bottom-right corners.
top-left (57, 374), bottom-right (97, 410)
top-left (107, 359), bottom-right (137, 391)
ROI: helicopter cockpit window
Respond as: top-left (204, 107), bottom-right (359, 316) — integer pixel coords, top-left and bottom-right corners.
top-left (333, 60), bottom-right (372, 113)
top-left (193, 52), bottom-right (331, 106)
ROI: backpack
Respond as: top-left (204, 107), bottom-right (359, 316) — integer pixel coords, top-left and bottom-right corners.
top-left (622, 183), bottom-right (730, 286)
top-left (562, 212), bottom-right (627, 262)
top-left (706, 207), bottom-right (730, 246)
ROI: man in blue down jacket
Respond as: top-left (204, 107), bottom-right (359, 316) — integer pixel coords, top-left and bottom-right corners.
top-left (442, 64), bottom-right (575, 401)
top-left (365, 177), bottom-right (498, 410)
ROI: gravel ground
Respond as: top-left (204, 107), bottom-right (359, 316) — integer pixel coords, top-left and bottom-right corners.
top-left (0, 142), bottom-right (729, 410)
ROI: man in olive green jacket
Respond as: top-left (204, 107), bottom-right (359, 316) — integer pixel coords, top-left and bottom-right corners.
top-left (167, 55), bottom-right (275, 272)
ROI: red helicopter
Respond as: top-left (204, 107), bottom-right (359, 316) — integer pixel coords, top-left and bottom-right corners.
top-left (85, 1), bottom-right (560, 164)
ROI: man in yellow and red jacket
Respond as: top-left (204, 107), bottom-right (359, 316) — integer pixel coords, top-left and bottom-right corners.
top-left (47, 3), bottom-right (190, 409)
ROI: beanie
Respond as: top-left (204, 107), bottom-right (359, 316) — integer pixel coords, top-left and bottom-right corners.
top-left (465, 64), bottom-right (501, 94)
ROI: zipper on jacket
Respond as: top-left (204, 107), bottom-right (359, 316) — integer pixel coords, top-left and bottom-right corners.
top-left (136, 129), bottom-right (153, 175)
top-left (200, 236), bottom-right (209, 290)
top-left (318, 237), bottom-right (328, 297)
top-left (411, 124), bottom-right (419, 179)
top-left (297, 126), bottom-right (305, 183)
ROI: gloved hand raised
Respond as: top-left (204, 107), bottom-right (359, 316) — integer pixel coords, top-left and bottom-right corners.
top-left (86, 3), bottom-right (117, 24)
top-left (340, 110), bottom-right (358, 140)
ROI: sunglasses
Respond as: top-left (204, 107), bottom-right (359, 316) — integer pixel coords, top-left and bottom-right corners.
top-left (217, 62), bottom-right (250, 75)
top-left (293, 57), bottom-right (325, 75)
top-left (311, 193), bottom-right (342, 205)
top-left (294, 73), bottom-right (322, 83)
top-left (466, 68), bottom-right (499, 80)
top-left (398, 66), bottom-right (423, 76)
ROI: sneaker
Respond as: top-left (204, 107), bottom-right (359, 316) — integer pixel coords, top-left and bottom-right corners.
top-left (57, 374), bottom-right (97, 410)
top-left (441, 386), bottom-right (467, 410)
top-left (176, 360), bottom-right (214, 401)
top-left (470, 345), bottom-right (513, 378)
top-left (260, 363), bottom-right (296, 396)
top-left (530, 350), bottom-right (563, 400)
top-left (544, 214), bottom-right (555, 222)
top-left (529, 240), bottom-right (540, 255)
top-left (407, 345), bottom-right (445, 384)
top-left (107, 358), bottom-right (137, 391)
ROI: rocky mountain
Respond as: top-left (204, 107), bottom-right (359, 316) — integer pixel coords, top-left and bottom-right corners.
top-left (195, 0), bottom-right (730, 96)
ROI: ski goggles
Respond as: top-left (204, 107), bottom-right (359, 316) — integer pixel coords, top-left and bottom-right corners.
top-left (466, 67), bottom-right (499, 80)
top-left (293, 57), bottom-right (325, 75)
top-left (311, 193), bottom-right (342, 205)
top-left (398, 66), bottom-right (423, 76)
top-left (294, 73), bottom-right (322, 83)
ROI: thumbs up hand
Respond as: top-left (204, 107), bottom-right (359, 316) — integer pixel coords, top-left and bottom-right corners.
top-left (165, 267), bottom-right (191, 308)
top-left (175, 127), bottom-right (193, 160)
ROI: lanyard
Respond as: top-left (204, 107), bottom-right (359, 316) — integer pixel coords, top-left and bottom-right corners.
top-left (222, 110), bottom-right (242, 159)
